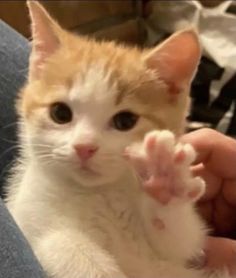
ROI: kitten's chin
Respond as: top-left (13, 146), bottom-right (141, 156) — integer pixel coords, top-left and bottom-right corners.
top-left (73, 174), bottom-right (118, 187)
top-left (72, 166), bottom-right (126, 187)
top-left (41, 159), bottom-right (127, 187)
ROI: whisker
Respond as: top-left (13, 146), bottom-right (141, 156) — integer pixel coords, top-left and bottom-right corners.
top-left (0, 137), bottom-right (19, 144)
top-left (35, 153), bottom-right (73, 166)
top-left (31, 145), bottom-right (52, 151)
top-left (0, 160), bottom-right (15, 180)
top-left (36, 154), bottom-right (54, 159)
top-left (0, 146), bottom-right (19, 160)
top-left (1, 122), bottom-right (17, 130)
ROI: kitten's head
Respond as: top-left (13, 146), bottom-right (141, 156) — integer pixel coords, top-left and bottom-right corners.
top-left (19, 1), bottom-right (201, 187)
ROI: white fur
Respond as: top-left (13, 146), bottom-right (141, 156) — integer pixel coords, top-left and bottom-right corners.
top-left (6, 75), bottom-right (232, 278)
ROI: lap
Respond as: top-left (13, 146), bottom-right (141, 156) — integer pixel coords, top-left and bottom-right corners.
top-left (0, 21), bottom-right (45, 278)
top-left (0, 198), bottom-right (45, 278)
top-left (0, 20), bottom-right (30, 196)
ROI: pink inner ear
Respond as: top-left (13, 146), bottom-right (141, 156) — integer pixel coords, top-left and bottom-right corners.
top-left (32, 21), bottom-right (59, 55)
top-left (31, 27), bottom-right (59, 76)
top-left (28, 1), bottom-right (60, 79)
top-left (146, 30), bottom-right (201, 94)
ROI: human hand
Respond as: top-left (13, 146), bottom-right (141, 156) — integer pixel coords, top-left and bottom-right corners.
top-left (181, 128), bottom-right (236, 274)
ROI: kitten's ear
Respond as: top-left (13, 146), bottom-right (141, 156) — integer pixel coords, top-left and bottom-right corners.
top-left (144, 30), bottom-right (201, 95)
top-left (27, 1), bottom-right (63, 80)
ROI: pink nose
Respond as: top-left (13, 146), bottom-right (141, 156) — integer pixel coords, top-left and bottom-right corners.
top-left (74, 144), bottom-right (98, 161)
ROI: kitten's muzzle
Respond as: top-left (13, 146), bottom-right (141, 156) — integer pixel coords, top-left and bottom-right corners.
top-left (74, 144), bottom-right (98, 162)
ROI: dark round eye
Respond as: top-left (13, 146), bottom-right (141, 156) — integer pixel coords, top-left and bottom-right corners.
top-left (112, 111), bottom-right (139, 131)
top-left (50, 102), bottom-right (73, 124)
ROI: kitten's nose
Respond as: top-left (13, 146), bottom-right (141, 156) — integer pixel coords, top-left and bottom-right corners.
top-left (74, 144), bottom-right (98, 161)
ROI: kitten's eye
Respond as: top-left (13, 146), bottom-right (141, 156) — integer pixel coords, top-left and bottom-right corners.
top-left (50, 102), bottom-right (73, 124)
top-left (112, 111), bottom-right (139, 131)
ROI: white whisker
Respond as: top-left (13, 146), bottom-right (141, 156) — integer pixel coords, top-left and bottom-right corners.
top-left (0, 137), bottom-right (19, 144)
top-left (0, 146), bottom-right (19, 160)
top-left (1, 122), bottom-right (17, 129)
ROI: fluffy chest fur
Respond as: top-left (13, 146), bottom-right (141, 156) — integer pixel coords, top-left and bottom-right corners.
top-left (8, 153), bottom-right (220, 278)
top-left (9, 164), bottom-right (160, 277)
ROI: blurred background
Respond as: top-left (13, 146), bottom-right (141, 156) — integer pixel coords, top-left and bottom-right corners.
top-left (0, 0), bottom-right (235, 137)
top-left (0, 0), bottom-right (142, 43)
top-left (0, 1), bottom-right (225, 43)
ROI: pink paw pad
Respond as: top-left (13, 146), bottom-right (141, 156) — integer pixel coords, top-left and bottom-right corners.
top-left (127, 130), bottom-right (205, 205)
top-left (152, 217), bottom-right (165, 230)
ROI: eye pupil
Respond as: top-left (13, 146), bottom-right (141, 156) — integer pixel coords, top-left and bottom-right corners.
top-left (112, 111), bottom-right (138, 131)
top-left (50, 102), bottom-right (72, 124)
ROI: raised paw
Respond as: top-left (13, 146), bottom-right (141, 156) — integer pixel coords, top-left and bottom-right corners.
top-left (125, 130), bottom-right (205, 205)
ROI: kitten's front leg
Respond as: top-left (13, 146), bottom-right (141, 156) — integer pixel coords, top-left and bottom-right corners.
top-left (126, 130), bottom-right (207, 264)
top-left (35, 228), bottom-right (127, 278)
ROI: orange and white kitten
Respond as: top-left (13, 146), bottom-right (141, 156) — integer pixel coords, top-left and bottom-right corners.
top-left (6, 2), bottom-right (231, 278)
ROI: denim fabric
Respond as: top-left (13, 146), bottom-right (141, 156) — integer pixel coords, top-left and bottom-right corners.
top-left (0, 21), bottom-right (46, 278)
top-left (0, 199), bottom-right (45, 278)
top-left (0, 20), bottom-right (30, 196)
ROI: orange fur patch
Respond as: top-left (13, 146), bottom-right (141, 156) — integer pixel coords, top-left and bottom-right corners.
top-left (20, 20), bottom-right (190, 136)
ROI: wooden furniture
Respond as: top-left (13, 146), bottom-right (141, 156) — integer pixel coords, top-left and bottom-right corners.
top-left (0, 1), bottom-right (141, 44)
top-left (0, 0), bottom-right (225, 44)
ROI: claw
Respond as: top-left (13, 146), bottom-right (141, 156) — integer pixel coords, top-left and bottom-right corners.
top-left (144, 131), bottom-right (159, 156)
top-left (174, 149), bottom-right (186, 163)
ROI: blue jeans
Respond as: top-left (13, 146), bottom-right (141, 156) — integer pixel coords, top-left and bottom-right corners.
top-left (0, 20), bottom-right (45, 277)
top-left (0, 20), bottom-right (29, 196)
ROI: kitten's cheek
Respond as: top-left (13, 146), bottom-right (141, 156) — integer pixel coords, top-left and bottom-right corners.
top-left (122, 149), bottom-right (149, 182)
top-left (122, 144), bottom-right (141, 160)
top-left (121, 147), bottom-right (136, 163)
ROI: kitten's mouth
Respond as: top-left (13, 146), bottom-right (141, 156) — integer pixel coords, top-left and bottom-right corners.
top-left (80, 165), bottom-right (100, 176)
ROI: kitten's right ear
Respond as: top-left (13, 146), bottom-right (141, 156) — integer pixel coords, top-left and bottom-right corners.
top-left (143, 30), bottom-right (201, 96)
top-left (27, 1), bottom-right (63, 80)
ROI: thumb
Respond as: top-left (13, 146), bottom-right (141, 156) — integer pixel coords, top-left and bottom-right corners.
top-left (204, 236), bottom-right (236, 275)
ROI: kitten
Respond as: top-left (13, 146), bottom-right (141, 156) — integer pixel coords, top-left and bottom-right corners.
top-left (6, 2), bottom-right (231, 278)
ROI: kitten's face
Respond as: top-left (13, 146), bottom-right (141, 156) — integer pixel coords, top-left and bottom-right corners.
top-left (21, 44), bottom-right (168, 186)
top-left (20, 2), bottom-right (201, 187)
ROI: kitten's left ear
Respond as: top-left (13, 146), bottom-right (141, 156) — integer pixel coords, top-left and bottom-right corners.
top-left (27, 1), bottom-right (64, 80)
top-left (144, 30), bottom-right (201, 95)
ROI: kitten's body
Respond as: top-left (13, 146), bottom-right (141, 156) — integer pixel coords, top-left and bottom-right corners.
top-left (6, 2), bottom-right (232, 278)
top-left (8, 158), bottom-right (205, 278)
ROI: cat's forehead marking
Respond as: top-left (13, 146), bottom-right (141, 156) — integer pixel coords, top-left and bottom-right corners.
top-left (115, 90), bottom-right (127, 106)
top-left (69, 62), bottom-right (117, 103)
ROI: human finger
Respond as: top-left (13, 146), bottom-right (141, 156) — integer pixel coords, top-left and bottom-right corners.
top-left (181, 129), bottom-right (236, 179)
top-left (204, 236), bottom-right (236, 275)
top-left (222, 179), bottom-right (236, 207)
